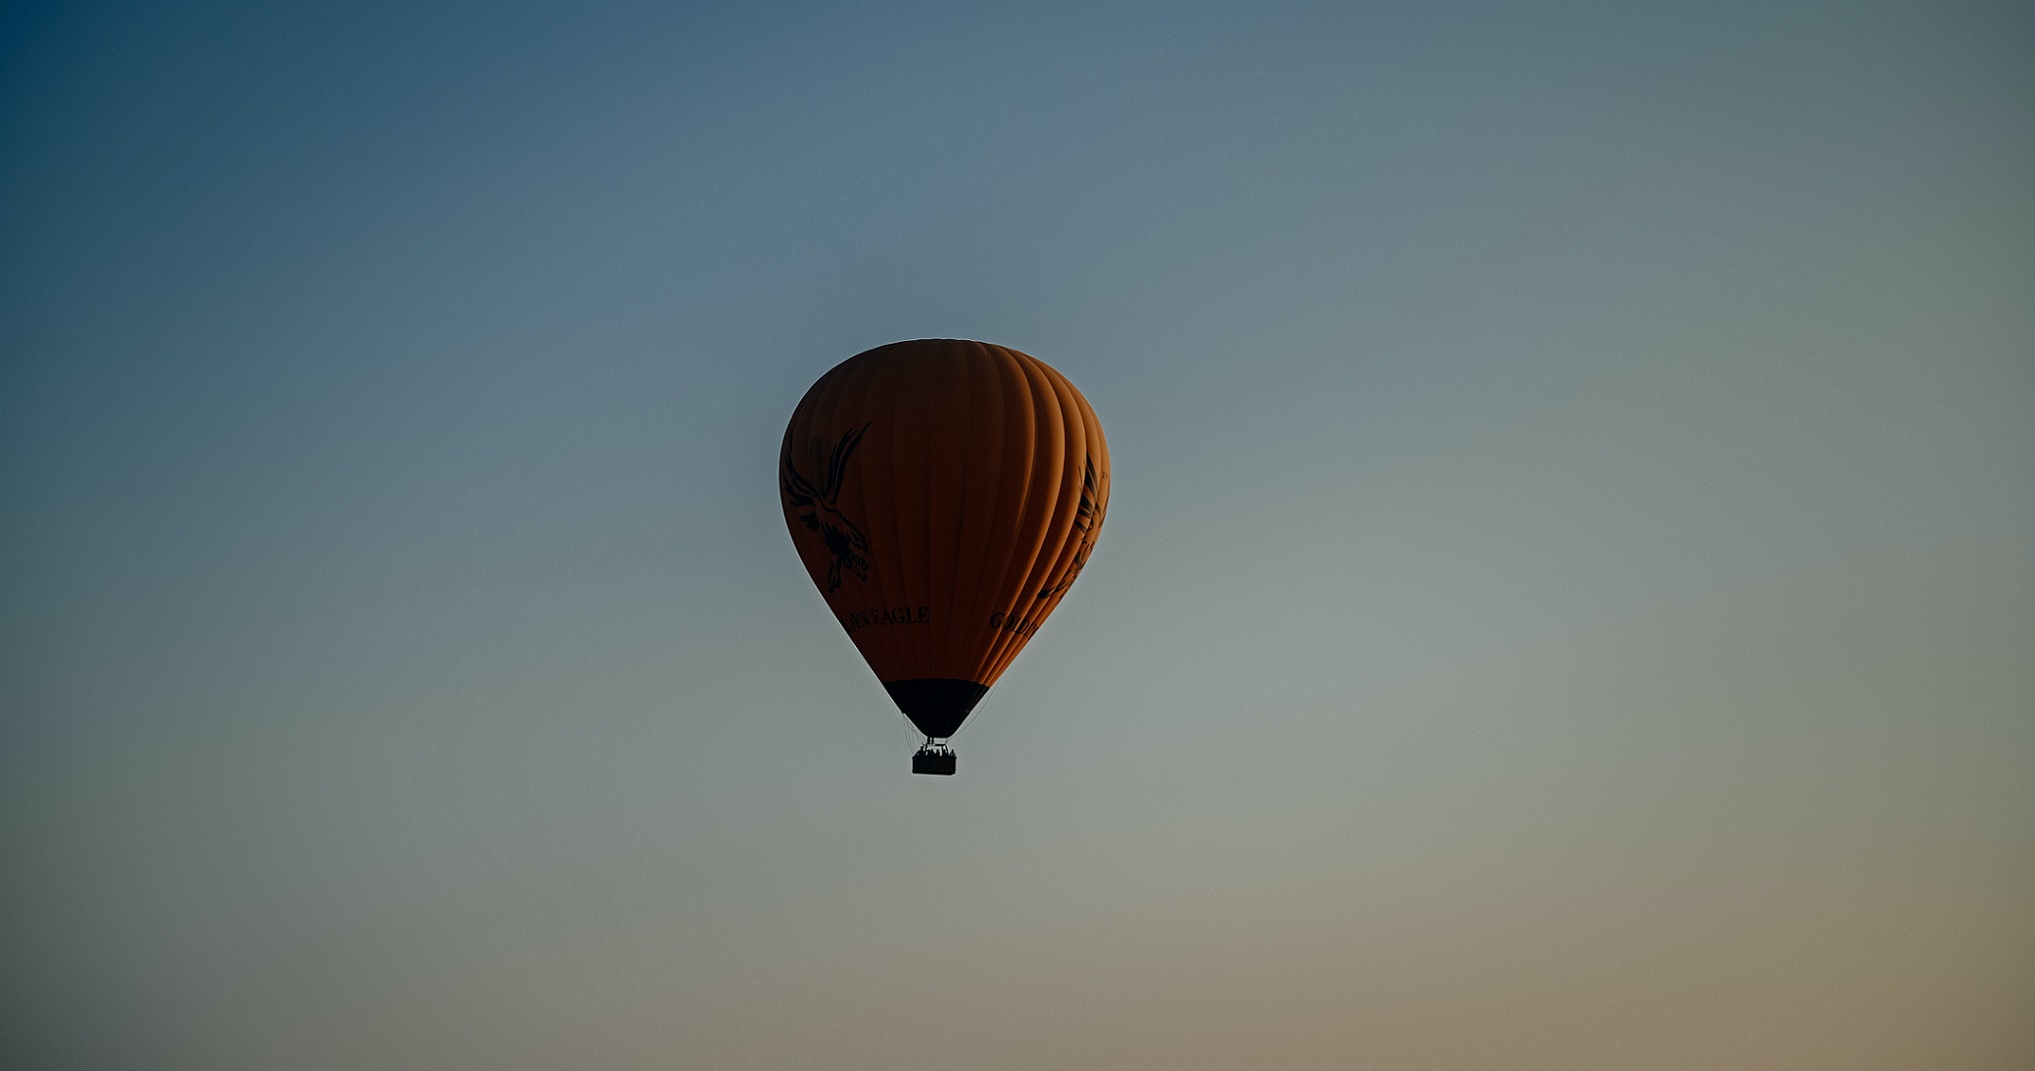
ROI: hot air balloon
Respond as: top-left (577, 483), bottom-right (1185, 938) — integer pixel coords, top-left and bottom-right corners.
top-left (779, 339), bottom-right (1110, 775)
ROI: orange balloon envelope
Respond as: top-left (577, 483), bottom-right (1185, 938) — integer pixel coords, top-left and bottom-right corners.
top-left (779, 339), bottom-right (1110, 772)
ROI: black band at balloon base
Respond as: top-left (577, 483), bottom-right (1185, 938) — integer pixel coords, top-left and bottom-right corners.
top-left (883, 678), bottom-right (989, 739)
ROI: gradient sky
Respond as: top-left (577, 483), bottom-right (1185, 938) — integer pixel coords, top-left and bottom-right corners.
top-left (3, 2), bottom-right (2031, 1068)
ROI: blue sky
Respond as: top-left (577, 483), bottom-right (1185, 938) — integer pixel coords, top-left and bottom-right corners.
top-left (3, 2), bottom-right (2031, 1067)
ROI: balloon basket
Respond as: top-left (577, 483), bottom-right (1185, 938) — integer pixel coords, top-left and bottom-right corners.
top-left (912, 745), bottom-right (956, 776)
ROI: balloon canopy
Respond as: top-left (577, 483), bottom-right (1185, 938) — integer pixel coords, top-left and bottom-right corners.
top-left (779, 339), bottom-right (1110, 767)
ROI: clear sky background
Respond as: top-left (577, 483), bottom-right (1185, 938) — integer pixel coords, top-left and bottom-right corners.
top-left (2, 1), bottom-right (2031, 1068)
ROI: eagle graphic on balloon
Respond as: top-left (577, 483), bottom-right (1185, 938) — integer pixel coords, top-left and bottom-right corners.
top-left (777, 340), bottom-right (1110, 775)
top-left (778, 421), bottom-right (872, 593)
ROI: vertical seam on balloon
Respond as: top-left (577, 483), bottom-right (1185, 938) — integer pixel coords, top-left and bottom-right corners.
top-left (951, 343), bottom-right (1006, 685)
top-left (933, 342), bottom-right (971, 678)
top-left (975, 355), bottom-right (1066, 683)
top-left (839, 349), bottom-right (904, 681)
top-left (1008, 368), bottom-right (1100, 680)
top-left (899, 343), bottom-right (929, 679)
top-left (873, 349), bottom-right (916, 680)
top-left (963, 348), bottom-right (1034, 683)
top-left (805, 362), bottom-right (863, 662)
top-left (922, 349), bottom-right (945, 680)
top-left (999, 358), bottom-right (1071, 675)
top-left (986, 348), bottom-right (1046, 682)
top-left (794, 368), bottom-right (845, 601)
top-left (883, 351), bottom-right (922, 682)
top-left (990, 371), bottom-right (1087, 681)
top-left (985, 366), bottom-right (1085, 682)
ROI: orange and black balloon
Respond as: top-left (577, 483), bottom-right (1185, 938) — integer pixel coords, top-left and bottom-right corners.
top-left (779, 339), bottom-right (1110, 774)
